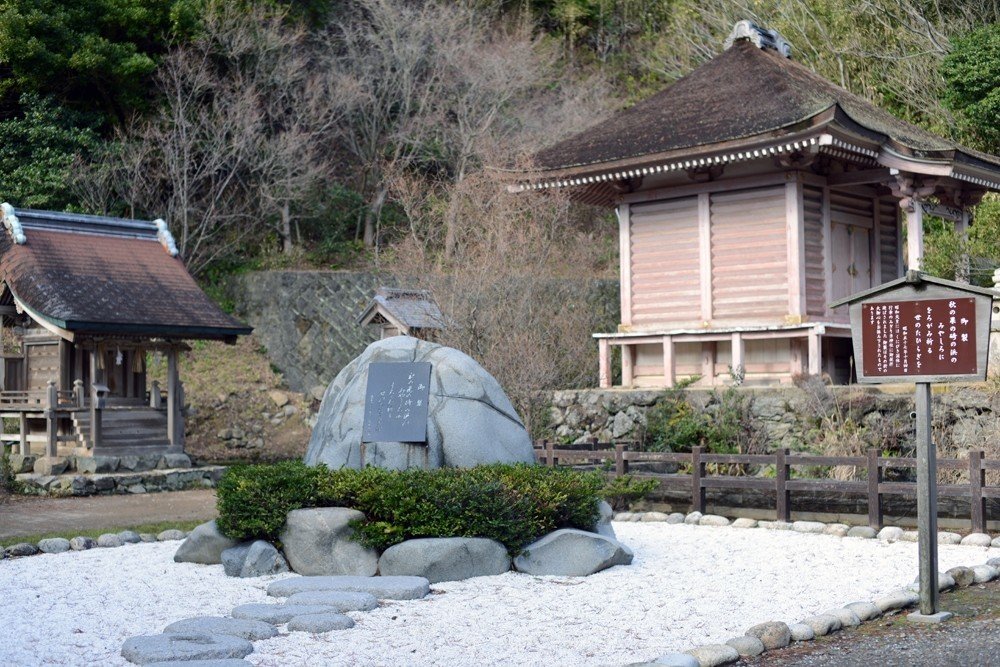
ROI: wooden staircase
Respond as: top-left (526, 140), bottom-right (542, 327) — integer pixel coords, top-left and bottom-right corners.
top-left (72, 407), bottom-right (171, 453)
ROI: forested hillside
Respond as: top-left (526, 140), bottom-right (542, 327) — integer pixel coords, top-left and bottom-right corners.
top-left (0, 0), bottom-right (998, 415)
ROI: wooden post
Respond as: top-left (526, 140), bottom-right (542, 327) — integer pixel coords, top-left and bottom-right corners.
top-left (167, 347), bottom-right (179, 446)
top-left (18, 412), bottom-right (27, 455)
top-left (90, 385), bottom-right (102, 451)
top-left (701, 343), bottom-right (716, 385)
top-left (970, 450), bottom-right (986, 534)
top-left (904, 197), bottom-right (924, 271)
top-left (661, 336), bottom-right (674, 388)
top-left (176, 381), bottom-right (186, 448)
top-left (150, 380), bottom-right (162, 409)
top-left (807, 329), bottom-right (822, 376)
top-left (45, 380), bottom-right (58, 458)
top-left (618, 205), bottom-right (633, 326)
top-left (545, 439), bottom-right (554, 467)
top-left (776, 448), bottom-right (790, 522)
top-left (867, 448), bottom-right (883, 529)
top-left (730, 333), bottom-right (744, 379)
top-left (614, 443), bottom-right (628, 476)
top-left (598, 339), bottom-right (611, 389)
top-left (915, 382), bottom-right (939, 616)
top-left (691, 446), bottom-right (706, 513)
top-left (621, 344), bottom-right (634, 388)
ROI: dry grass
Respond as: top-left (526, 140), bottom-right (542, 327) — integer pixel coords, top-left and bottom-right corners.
top-left (148, 336), bottom-right (313, 464)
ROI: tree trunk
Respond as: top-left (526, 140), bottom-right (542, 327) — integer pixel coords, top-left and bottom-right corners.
top-left (280, 200), bottom-right (293, 254)
top-left (363, 187), bottom-right (388, 248)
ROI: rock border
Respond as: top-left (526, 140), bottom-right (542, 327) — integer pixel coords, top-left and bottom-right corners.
top-left (15, 464), bottom-right (226, 497)
top-left (620, 510), bottom-right (1000, 667)
top-left (3, 529), bottom-right (189, 560)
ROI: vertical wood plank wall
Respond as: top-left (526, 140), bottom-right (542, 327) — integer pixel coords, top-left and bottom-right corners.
top-left (878, 198), bottom-right (901, 283)
top-left (803, 186), bottom-right (826, 318)
top-left (710, 186), bottom-right (788, 321)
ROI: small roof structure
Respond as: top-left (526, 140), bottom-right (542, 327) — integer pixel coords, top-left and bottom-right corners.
top-left (505, 36), bottom-right (1000, 207)
top-left (0, 205), bottom-right (251, 342)
top-left (357, 287), bottom-right (444, 334)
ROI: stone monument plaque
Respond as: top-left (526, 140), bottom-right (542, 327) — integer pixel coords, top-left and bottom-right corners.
top-left (362, 362), bottom-right (432, 443)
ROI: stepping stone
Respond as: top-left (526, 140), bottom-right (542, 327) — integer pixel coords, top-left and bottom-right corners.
top-left (147, 661), bottom-right (251, 667)
top-left (285, 590), bottom-right (378, 611)
top-left (231, 604), bottom-right (336, 625)
top-left (287, 613), bottom-right (355, 633)
top-left (121, 632), bottom-right (253, 664)
top-left (163, 617), bottom-right (279, 641)
top-left (267, 575), bottom-right (430, 600)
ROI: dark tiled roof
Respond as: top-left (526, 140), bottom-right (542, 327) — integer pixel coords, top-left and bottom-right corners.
top-left (358, 287), bottom-right (444, 330)
top-left (530, 40), bottom-right (1000, 174)
top-left (0, 207), bottom-right (251, 339)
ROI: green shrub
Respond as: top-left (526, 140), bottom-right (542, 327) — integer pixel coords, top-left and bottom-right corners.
top-left (642, 385), bottom-right (760, 455)
top-left (601, 475), bottom-right (658, 511)
top-left (215, 460), bottom-right (326, 540)
top-left (216, 462), bottom-right (604, 554)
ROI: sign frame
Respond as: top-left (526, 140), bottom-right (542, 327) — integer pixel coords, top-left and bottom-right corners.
top-left (839, 277), bottom-right (993, 384)
top-left (361, 361), bottom-right (432, 444)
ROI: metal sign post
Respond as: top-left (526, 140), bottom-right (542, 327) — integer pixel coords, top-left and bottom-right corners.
top-left (831, 271), bottom-right (994, 624)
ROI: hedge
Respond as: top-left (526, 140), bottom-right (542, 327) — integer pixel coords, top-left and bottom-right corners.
top-left (216, 461), bottom-right (606, 553)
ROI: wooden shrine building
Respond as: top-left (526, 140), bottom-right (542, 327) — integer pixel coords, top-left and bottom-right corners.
top-left (357, 287), bottom-right (444, 340)
top-left (509, 21), bottom-right (1000, 388)
top-left (0, 205), bottom-right (251, 459)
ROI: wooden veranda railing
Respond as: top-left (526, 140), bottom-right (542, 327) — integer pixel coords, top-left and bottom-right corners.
top-left (534, 441), bottom-right (1000, 534)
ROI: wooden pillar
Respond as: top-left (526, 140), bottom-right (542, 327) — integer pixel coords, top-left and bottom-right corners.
top-left (789, 339), bottom-right (805, 377)
top-left (598, 339), bottom-right (611, 389)
top-left (807, 329), bottom-right (822, 376)
top-left (701, 342), bottom-right (716, 385)
top-left (903, 197), bottom-right (924, 272)
top-left (125, 351), bottom-right (135, 398)
top-left (731, 333), bottom-right (744, 376)
top-left (698, 193), bottom-right (712, 322)
top-left (167, 347), bottom-right (179, 446)
top-left (45, 380), bottom-right (57, 458)
top-left (58, 339), bottom-right (70, 391)
top-left (18, 412), bottom-right (27, 455)
top-left (661, 336), bottom-right (674, 388)
top-left (618, 205), bottom-right (633, 327)
top-left (786, 178), bottom-right (806, 321)
top-left (621, 344), bottom-right (634, 388)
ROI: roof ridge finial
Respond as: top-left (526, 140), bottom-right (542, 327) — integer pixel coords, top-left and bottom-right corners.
top-left (154, 218), bottom-right (179, 257)
top-left (724, 20), bottom-right (792, 59)
top-left (1, 203), bottom-right (27, 245)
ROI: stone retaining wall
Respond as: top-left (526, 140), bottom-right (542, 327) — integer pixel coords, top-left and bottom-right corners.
top-left (16, 465), bottom-right (226, 496)
top-left (548, 383), bottom-right (1000, 454)
top-left (226, 271), bottom-right (382, 393)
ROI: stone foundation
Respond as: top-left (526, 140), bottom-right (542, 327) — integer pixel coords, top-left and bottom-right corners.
top-left (15, 463), bottom-right (226, 497)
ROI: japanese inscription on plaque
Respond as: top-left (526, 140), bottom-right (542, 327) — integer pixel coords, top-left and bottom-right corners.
top-left (362, 362), bottom-right (432, 443)
top-left (861, 298), bottom-right (977, 377)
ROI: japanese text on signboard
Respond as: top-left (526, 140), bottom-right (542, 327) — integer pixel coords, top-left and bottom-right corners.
top-left (861, 298), bottom-right (977, 377)
top-left (362, 362), bottom-right (432, 443)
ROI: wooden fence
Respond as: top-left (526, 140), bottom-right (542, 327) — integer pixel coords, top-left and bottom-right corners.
top-left (534, 441), bottom-right (1000, 533)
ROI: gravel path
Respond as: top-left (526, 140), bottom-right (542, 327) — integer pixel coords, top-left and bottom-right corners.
top-left (0, 522), bottom-right (996, 666)
top-left (0, 489), bottom-right (217, 541)
top-left (740, 579), bottom-right (1000, 666)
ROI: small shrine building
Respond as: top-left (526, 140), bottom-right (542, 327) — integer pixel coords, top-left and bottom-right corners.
top-left (357, 287), bottom-right (444, 340)
top-left (509, 22), bottom-right (1000, 388)
top-left (0, 205), bottom-right (251, 459)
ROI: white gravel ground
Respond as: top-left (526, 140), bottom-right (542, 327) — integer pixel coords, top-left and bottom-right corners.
top-left (2, 523), bottom-right (997, 667)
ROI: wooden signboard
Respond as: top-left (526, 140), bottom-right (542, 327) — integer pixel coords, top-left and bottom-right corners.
top-left (833, 272), bottom-right (995, 621)
top-left (844, 279), bottom-right (992, 384)
top-left (362, 362), bottom-right (432, 443)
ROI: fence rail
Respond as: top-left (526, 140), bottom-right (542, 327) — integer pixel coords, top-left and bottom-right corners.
top-left (534, 441), bottom-right (999, 533)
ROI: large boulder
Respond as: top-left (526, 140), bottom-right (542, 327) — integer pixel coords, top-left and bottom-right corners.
top-left (279, 508), bottom-right (378, 576)
top-left (304, 337), bottom-right (534, 470)
top-left (378, 537), bottom-right (510, 583)
top-left (174, 521), bottom-right (241, 565)
top-left (221, 541), bottom-right (289, 578)
top-left (513, 529), bottom-right (633, 576)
